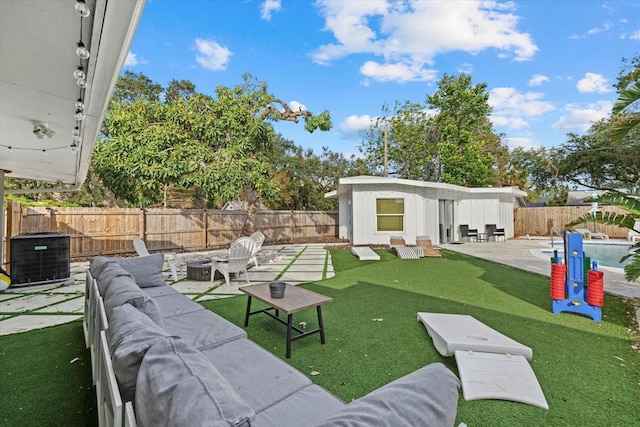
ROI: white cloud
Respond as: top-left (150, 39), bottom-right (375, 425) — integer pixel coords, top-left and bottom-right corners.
top-left (551, 101), bottom-right (612, 131)
top-left (504, 136), bottom-right (541, 150)
top-left (194, 38), bottom-right (232, 71)
top-left (489, 87), bottom-right (555, 129)
top-left (630, 29), bottom-right (640, 40)
top-left (260, 0), bottom-right (281, 21)
top-left (125, 52), bottom-right (146, 67)
top-left (340, 115), bottom-right (374, 135)
top-left (311, 0), bottom-right (538, 82)
top-left (288, 100), bottom-right (307, 112)
top-left (577, 73), bottom-right (612, 93)
top-left (586, 21), bottom-right (613, 35)
top-left (360, 61), bottom-right (438, 83)
top-left (528, 74), bottom-right (549, 86)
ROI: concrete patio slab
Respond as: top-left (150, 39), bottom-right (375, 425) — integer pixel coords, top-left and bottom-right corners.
top-left (35, 296), bottom-right (85, 313)
top-left (1, 315), bottom-right (82, 335)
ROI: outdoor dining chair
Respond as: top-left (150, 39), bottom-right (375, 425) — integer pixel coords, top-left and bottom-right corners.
top-left (486, 224), bottom-right (506, 241)
top-left (459, 225), bottom-right (478, 242)
top-left (210, 236), bottom-right (255, 287)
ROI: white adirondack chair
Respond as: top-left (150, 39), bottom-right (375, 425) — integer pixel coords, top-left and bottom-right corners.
top-left (211, 237), bottom-right (255, 287)
top-left (249, 231), bottom-right (265, 268)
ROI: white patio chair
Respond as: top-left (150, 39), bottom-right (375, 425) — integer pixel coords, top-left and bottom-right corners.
top-left (249, 231), bottom-right (265, 268)
top-left (210, 237), bottom-right (255, 287)
top-left (132, 237), bottom-right (182, 281)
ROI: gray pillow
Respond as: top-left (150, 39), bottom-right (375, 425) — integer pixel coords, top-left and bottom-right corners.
top-left (103, 275), bottom-right (163, 326)
top-left (107, 304), bottom-right (169, 403)
top-left (96, 263), bottom-right (133, 296)
top-left (313, 363), bottom-right (460, 427)
top-left (115, 254), bottom-right (166, 288)
top-left (136, 336), bottom-right (255, 427)
top-left (89, 257), bottom-right (117, 281)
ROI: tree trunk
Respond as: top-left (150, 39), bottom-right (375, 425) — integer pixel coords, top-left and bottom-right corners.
top-left (241, 184), bottom-right (261, 236)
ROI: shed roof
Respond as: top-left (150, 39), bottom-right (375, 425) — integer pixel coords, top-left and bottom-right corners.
top-left (325, 176), bottom-right (528, 199)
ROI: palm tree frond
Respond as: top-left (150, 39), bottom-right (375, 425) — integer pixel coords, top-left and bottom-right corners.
top-left (622, 254), bottom-right (640, 282)
top-left (594, 194), bottom-right (640, 216)
top-left (565, 211), bottom-right (637, 230)
top-left (612, 82), bottom-right (640, 114)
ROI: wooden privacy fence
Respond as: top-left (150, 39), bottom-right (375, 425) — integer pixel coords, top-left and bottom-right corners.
top-left (2, 201), bottom-right (339, 263)
top-left (514, 206), bottom-right (630, 239)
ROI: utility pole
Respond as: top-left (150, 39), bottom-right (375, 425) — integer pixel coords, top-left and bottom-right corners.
top-left (383, 125), bottom-right (388, 177)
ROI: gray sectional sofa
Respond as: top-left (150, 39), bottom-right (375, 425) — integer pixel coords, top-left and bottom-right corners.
top-left (84, 254), bottom-right (461, 427)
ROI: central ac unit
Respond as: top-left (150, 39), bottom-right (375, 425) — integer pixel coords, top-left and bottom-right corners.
top-left (10, 232), bottom-right (71, 287)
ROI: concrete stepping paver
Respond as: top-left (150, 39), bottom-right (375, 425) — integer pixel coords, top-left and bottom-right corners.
top-left (0, 244), bottom-right (334, 336)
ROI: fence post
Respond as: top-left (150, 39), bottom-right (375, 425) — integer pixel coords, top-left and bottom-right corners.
top-left (289, 210), bottom-right (295, 242)
top-left (202, 209), bottom-right (208, 249)
top-left (139, 209), bottom-right (145, 240)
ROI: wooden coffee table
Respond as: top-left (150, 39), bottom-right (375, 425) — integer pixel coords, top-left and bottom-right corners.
top-left (240, 283), bottom-right (332, 358)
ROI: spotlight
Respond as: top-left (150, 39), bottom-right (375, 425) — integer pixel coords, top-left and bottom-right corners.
top-left (33, 123), bottom-right (56, 139)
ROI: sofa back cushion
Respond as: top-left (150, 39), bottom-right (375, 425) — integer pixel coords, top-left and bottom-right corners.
top-left (107, 304), bottom-right (169, 403)
top-left (103, 275), bottom-right (163, 326)
top-left (136, 336), bottom-right (255, 427)
top-left (115, 254), bottom-right (166, 288)
top-left (90, 257), bottom-right (118, 282)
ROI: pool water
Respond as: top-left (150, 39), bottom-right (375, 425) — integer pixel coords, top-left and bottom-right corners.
top-left (547, 243), bottom-right (633, 269)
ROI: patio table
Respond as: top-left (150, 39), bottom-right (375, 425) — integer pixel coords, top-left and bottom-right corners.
top-left (240, 283), bottom-right (332, 358)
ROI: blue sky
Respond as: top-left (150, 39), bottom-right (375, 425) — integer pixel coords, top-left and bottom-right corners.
top-left (124, 0), bottom-right (640, 157)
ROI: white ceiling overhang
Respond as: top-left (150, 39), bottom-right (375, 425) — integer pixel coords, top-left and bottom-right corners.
top-left (0, 0), bottom-right (146, 185)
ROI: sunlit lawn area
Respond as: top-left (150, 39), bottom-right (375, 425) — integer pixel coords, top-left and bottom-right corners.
top-left (1, 249), bottom-right (638, 426)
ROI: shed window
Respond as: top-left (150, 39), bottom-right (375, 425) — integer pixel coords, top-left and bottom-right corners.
top-left (376, 198), bottom-right (404, 231)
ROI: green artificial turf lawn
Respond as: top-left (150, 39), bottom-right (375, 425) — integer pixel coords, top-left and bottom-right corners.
top-left (0, 320), bottom-right (96, 426)
top-left (0, 248), bottom-right (637, 426)
top-left (203, 249), bottom-right (640, 427)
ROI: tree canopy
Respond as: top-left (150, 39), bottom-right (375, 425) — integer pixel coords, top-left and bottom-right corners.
top-left (93, 73), bottom-right (332, 208)
top-left (360, 73), bottom-right (508, 187)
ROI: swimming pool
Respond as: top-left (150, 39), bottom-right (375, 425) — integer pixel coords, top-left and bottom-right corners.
top-left (545, 242), bottom-right (633, 269)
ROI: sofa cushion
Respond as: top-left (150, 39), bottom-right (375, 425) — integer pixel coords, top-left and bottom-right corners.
top-left (152, 293), bottom-right (204, 318)
top-left (92, 262), bottom-right (132, 296)
top-left (313, 363), bottom-right (460, 427)
top-left (103, 275), bottom-right (163, 326)
top-left (142, 284), bottom-right (180, 298)
top-left (115, 254), bottom-right (166, 288)
top-left (136, 336), bottom-right (255, 427)
top-left (254, 384), bottom-right (344, 427)
top-left (200, 338), bottom-right (311, 413)
top-left (107, 304), bottom-right (169, 403)
top-left (89, 256), bottom-right (118, 281)
top-left (161, 309), bottom-right (246, 350)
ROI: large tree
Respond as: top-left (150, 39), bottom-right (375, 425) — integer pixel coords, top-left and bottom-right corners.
top-left (427, 73), bottom-right (505, 187)
top-left (93, 73), bottom-right (331, 208)
top-left (360, 73), bottom-right (506, 187)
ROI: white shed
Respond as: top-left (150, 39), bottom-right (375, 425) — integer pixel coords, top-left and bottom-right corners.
top-left (325, 176), bottom-right (527, 245)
